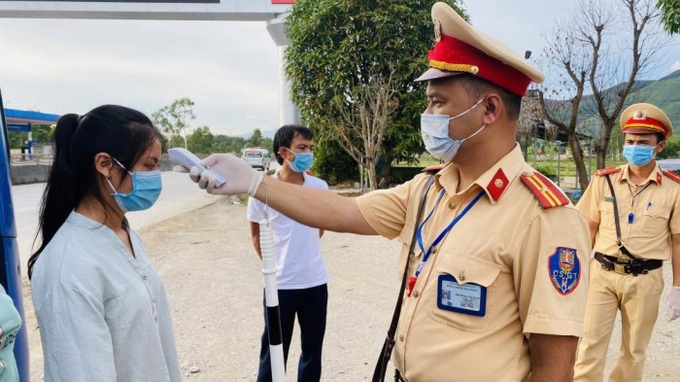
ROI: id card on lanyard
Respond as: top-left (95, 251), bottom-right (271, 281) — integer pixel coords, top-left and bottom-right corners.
top-left (407, 189), bottom-right (485, 296)
top-left (438, 274), bottom-right (487, 316)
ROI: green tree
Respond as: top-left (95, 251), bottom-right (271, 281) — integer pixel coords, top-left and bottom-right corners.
top-left (187, 126), bottom-right (214, 154)
top-left (152, 97), bottom-right (196, 149)
top-left (168, 135), bottom-right (185, 149)
top-left (658, 0), bottom-right (680, 34)
top-left (211, 134), bottom-right (247, 154)
top-left (7, 132), bottom-right (24, 149)
top-left (31, 124), bottom-right (53, 142)
top-left (284, 0), bottom-right (466, 187)
top-left (246, 129), bottom-right (265, 148)
top-left (658, 136), bottom-right (680, 158)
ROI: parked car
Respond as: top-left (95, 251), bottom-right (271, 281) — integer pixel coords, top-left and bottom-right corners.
top-left (241, 148), bottom-right (271, 171)
top-left (658, 158), bottom-right (680, 175)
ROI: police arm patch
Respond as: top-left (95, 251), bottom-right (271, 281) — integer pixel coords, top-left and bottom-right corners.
top-left (548, 247), bottom-right (581, 296)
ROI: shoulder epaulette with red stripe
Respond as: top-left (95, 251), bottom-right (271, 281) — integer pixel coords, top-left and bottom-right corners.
top-left (595, 167), bottom-right (621, 177)
top-left (421, 164), bottom-right (446, 173)
top-left (520, 171), bottom-right (570, 209)
top-left (662, 169), bottom-right (680, 183)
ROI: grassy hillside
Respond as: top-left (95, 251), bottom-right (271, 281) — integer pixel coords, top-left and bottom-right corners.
top-left (545, 70), bottom-right (680, 137)
top-left (631, 70), bottom-right (680, 123)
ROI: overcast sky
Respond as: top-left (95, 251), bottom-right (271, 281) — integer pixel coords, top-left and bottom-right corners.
top-left (0, 0), bottom-right (678, 137)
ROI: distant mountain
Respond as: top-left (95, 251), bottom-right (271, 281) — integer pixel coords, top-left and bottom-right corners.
top-left (544, 70), bottom-right (680, 137)
top-left (629, 70), bottom-right (680, 124)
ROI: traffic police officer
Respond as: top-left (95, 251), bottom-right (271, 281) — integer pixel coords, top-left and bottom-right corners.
top-left (183, 2), bottom-right (591, 381)
top-left (573, 102), bottom-right (680, 381)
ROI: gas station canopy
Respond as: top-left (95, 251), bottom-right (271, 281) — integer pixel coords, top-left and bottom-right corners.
top-left (5, 109), bottom-right (60, 132)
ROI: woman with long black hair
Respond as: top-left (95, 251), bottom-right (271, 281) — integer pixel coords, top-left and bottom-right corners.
top-left (29, 105), bottom-right (181, 382)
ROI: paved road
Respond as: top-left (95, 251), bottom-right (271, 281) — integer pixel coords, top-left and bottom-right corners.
top-left (11, 171), bottom-right (218, 273)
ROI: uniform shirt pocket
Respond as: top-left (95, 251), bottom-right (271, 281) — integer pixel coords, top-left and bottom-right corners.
top-left (640, 204), bottom-right (670, 234)
top-left (429, 255), bottom-right (501, 332)
top-left (598, 200), bottom-right (615, 228)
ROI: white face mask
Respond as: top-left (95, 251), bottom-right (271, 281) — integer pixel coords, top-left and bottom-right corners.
top-left (420, 98), bottom-right (486, 162)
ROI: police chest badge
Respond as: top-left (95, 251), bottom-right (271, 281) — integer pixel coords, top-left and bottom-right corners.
top-left (548, 247), bottom-right (581, 295)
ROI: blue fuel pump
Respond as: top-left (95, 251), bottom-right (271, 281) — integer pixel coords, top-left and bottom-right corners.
top-left (0, 88), bottom-right (30, 382)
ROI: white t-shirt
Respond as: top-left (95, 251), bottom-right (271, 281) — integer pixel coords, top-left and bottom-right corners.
top-left (247, 172), bottom-right (330, 289)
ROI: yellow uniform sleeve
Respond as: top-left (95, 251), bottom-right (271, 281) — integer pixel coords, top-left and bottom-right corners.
top-left (514, 206), bottom-right (592, 337)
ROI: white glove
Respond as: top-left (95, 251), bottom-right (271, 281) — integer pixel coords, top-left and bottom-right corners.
top-left (186, 154), bottom-right (263, 196)
top-left (665, 286), bottom-right (680, 322)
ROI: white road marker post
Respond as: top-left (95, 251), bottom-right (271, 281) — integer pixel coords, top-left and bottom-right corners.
top-left (260, 220), bottom-right (285, 382)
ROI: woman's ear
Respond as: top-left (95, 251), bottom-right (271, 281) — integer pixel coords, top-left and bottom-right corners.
top-left (94, 153), bottom-right (114, 178)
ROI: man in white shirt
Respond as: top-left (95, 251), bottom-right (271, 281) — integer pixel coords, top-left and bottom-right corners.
top-left (247, 125), bottom-right (329, 382)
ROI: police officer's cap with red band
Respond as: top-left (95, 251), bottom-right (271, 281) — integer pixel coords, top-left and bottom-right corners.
top-left (620, 103), bottom-right (673, 139)
top-left (415, 2), bottom-right (544, 97)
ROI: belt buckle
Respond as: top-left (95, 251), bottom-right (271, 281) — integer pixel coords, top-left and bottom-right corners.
top-left (614, 263), bottom-right (628, 275)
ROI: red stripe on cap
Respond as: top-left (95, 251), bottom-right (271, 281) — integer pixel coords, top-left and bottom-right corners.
top-left (428, 35), bottom-right (531, 96)
top-left (624, 116), bottom-right (668, 136)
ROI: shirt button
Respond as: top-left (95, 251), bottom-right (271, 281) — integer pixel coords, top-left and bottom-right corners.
top-left (431, 247), bottom-right (437, 254)
top-left (399, 335), bottom-right (404, 342)
top-left (459, 271), bottom-right (466, 281)
top-left (448, 202), bottom-right (457, 210)
top-left (413, 291), bottom-right (420, 298)
top-left (142, 275), bottom-right (147, 280)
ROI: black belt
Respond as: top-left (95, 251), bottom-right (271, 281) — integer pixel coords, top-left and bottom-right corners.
top-left (594, 252), bottom-right (662, 276)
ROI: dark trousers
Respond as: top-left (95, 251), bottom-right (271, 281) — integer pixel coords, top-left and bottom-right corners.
top-left (257, 284), bottom-right (328, 382)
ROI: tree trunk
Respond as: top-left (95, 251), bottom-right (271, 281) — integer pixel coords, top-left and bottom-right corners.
top-left (368, 159), bottom-right (378, 191)
top-left (378, 158), bottom-right (391, 189)
top-left (568, 135), bottom-right (590, 191)
top-left (595, 132), bottom-right (612, 169)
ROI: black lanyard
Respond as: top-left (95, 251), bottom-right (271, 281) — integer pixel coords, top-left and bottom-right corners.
top-left (605, 174), bottom-right (641, 261)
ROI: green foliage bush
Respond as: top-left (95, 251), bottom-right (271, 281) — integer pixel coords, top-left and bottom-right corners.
top-left (658, 136), bottom-right (680, 159)
top-left (311, 139), bottom-right (358, 185)
top-left (533, 164), bottom-right (557, 178)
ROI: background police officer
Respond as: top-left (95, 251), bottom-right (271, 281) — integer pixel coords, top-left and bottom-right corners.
top-left (574, 103), bottom-right (680, 381)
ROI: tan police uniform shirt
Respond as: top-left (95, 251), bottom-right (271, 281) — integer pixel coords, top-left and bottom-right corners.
top-left (577, 164), bottom-right (680, 261)
top-left (356, 145), bottom-right (591, 382)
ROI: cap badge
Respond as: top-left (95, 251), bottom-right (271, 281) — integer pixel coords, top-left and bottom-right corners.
top-left (633, 110), bottom-right (647, 120)
top-left (434, 17), bottom-right (442, 42)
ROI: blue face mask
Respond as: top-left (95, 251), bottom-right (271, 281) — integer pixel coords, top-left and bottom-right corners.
top-left (622, 144), bottom-right (656, 167)
top-left (285, 149), bottom-right (314, 173)
top-left (420, 98), bottom-right (486, 162)
top-left (107, 158), bottom-right (162, 213)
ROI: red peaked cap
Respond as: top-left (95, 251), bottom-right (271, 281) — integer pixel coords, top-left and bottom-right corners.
top-left (620, 103), bottom-right (673, 139)
top-left (415, 2), bottom-right (543, 96)
top-left (427, 34), bottom-right (532, 96)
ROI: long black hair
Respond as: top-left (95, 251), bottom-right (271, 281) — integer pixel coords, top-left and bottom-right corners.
top-left (28, 105), bottom-right (162, 279)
